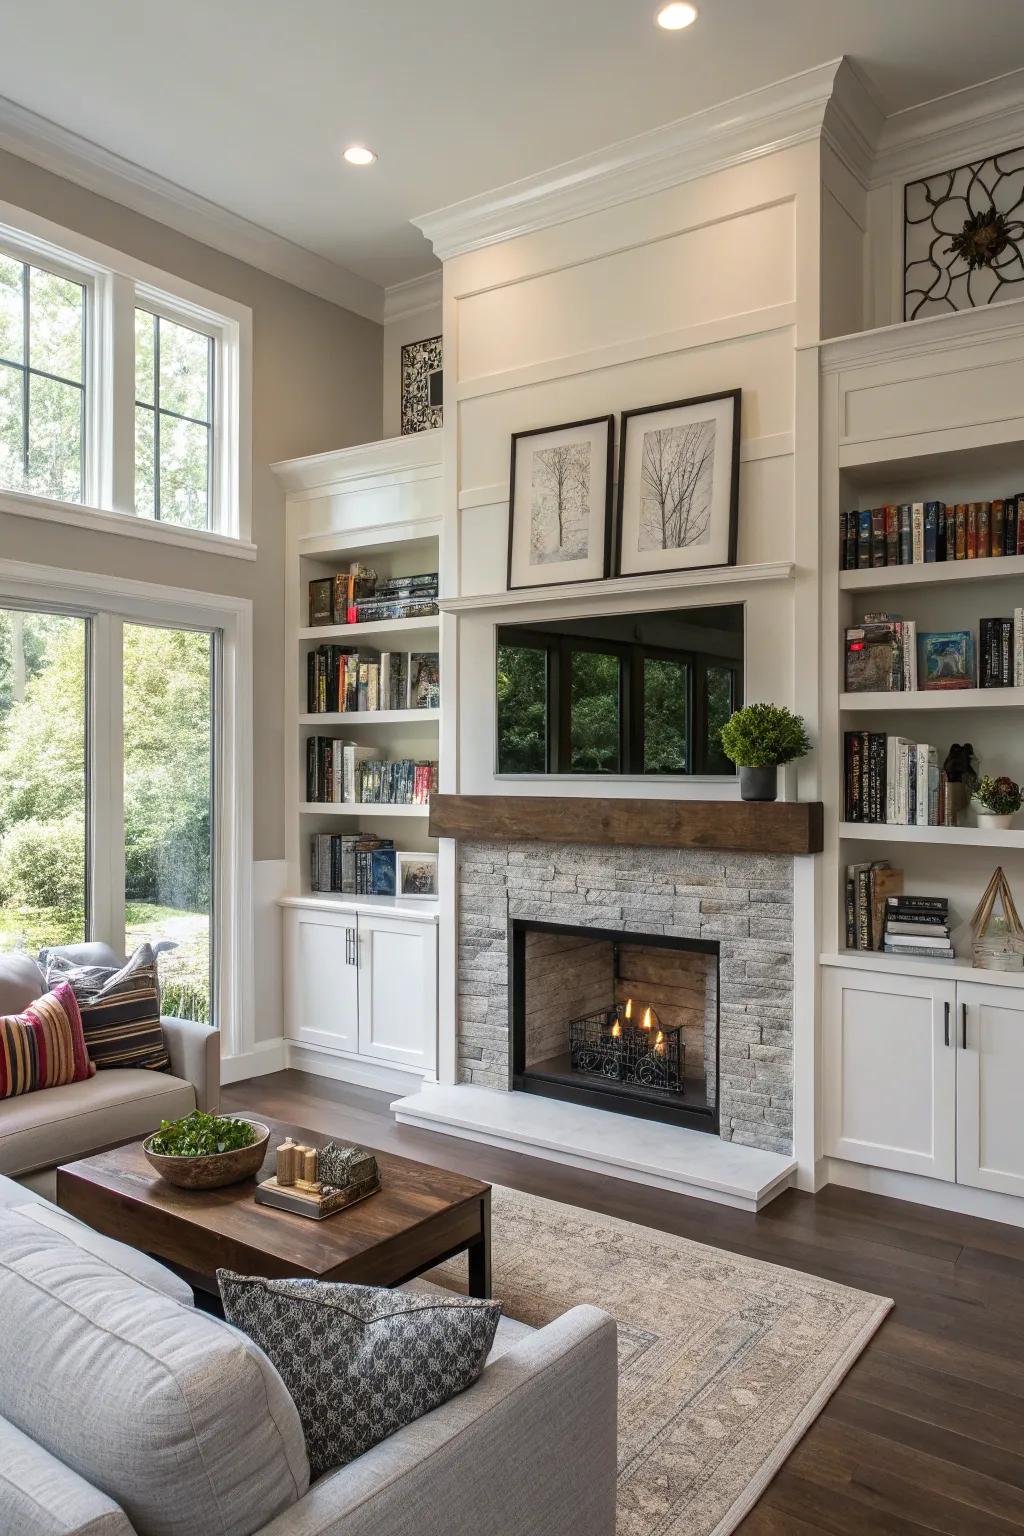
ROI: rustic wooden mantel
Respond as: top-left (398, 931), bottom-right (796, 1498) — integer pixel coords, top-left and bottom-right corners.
top-left (428, 795), bottom-right (823, 856)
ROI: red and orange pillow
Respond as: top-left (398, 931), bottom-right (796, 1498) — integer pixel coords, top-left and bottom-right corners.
top-left (0, 982), bottom-right (95, 1099)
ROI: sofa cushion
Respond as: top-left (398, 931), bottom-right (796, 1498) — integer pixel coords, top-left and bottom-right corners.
top-left (14, 1202), bottom-right (194, 1306)
top-left (219, 1271), bottom-right (501, 1479)
top-left (0, 952), bottom-right (45, 1016)
top-left (0, 1208), bottom-right (309, 1536)
top-left (0, 982), bottom-right (95, 1098)
top-left (46, 944), bottom-right (169, 1072)
top-left (0, 1413), bottom-right (139, 1536)
top-left (0, 1068), bottom-right (195, 1177)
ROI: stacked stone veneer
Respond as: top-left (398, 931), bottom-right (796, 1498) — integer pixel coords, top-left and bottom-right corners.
top-left (457, 840), bottom-right (794, 1154)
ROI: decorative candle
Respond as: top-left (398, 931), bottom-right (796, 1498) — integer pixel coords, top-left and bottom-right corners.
top-left (303, 1147), bottom-right (319, 1183)
top-left (276, 1139), bottom-right (299, 1186)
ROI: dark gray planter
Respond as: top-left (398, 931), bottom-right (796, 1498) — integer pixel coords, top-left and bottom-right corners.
top-left (739, 765), bottom-right (778, 802)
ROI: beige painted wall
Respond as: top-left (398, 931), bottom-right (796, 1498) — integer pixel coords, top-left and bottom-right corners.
top-left (0, 147), bottom-right (383, 861)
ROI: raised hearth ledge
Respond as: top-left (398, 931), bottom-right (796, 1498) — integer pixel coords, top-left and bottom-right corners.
top-left (391, 1084), bottom-right (796, 1212)
top-left (429, 794), bottom-right (823, 856)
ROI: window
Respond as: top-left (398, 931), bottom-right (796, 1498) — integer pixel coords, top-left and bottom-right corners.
top-left (135, 312), bottom-right (213, 528)
top-left (495, 605), bottom-right (743, 776)
top-left (0, 256), bottom-right (85, 503)
top-left (0, 204), bottom-right (250, 543)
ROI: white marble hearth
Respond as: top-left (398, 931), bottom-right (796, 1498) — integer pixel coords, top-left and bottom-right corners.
top-left (391, 1084), bottom-right (796, 1212)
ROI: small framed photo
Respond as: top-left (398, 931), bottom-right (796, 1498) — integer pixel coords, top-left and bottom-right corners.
top-left (507, 415), bottom-right (614, 590)
top-left (615, 389), bottom-right (741, 577)
top-left (397, 851), bottom-right (438, 899)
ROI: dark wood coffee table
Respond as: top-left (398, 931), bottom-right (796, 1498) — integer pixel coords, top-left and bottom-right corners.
top-left (56, 1114), bottom-right (491, 1298)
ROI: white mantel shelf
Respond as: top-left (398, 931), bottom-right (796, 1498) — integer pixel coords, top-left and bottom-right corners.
top-left (391, 1084), bottom-right (796, 1212)
top-left (441, 561), bottom-right (795, 614)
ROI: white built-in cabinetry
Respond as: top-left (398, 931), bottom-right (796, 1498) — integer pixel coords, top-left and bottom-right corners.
top-left (824, 966), bottom-right (1024, 1197)
top-left (272, 433), bottom-right (444, 1089)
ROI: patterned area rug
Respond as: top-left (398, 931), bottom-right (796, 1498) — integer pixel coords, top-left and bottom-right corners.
top-left (431, 1186), bottom-right (891, 1536)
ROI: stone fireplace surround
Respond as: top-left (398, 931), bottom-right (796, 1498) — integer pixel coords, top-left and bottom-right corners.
top-left (456, 840), bottom-right (794, 1155)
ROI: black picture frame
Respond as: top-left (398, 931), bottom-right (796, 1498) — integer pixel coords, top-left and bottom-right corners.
top-left (506, 414), bottom-right (615, 591)
top-left (614, 388), bottom-right (741, 578)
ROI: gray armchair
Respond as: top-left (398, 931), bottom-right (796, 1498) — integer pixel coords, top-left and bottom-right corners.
top-left (0, 941), bottom-right (219, 1184)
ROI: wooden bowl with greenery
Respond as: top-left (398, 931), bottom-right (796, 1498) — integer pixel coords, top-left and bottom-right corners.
top-left (143, 1112), bottom-right (270, 1190)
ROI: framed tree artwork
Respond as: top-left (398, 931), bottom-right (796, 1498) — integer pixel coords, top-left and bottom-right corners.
top-left (615, 389), bottom-right (741, 578)
top-left (507, 415), bottom-right (615, 590)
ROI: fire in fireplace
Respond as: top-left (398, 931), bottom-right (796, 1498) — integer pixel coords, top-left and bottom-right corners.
top-left (510, 918), bottom-right (719, 1133)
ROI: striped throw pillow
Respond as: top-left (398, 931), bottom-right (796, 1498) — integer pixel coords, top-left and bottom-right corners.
top-left (45, 945), bottom-right (170, 1072)
top-left (0, 983), bottom-right (95, 1099)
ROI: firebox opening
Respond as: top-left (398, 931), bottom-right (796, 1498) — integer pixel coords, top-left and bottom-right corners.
top-left (510, 918), bottom-right (719, 1133)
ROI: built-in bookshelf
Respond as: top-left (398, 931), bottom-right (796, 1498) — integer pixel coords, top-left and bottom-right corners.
top-left (821, 311), bottom-right (1024, 982)
top-left (278, 434), bottom-right (445, 914)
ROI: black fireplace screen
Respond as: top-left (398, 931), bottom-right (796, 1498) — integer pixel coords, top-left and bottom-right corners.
top-left (568, 1005), bottom-right (684, 1094)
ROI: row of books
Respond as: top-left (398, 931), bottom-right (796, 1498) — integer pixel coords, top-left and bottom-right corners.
top-left (843, 732), bottom-right (970, 826)
top-left (306, 648), bottom-right (440, 714)
top-left (308, 566), bottom-right (439, 628)
top-left (840, 498), bottom-right (1024, 570)
top-left (310, 835), bottom-right (396, 896)
top-left (846, 863), bottom-right (953, 957)
top-left (845, 611), bottom-right (1024, 692)
top-left (305, 738), bottom-right (437, 804)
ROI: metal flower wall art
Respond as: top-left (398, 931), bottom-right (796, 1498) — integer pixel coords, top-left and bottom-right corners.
top-left (904, 147), bottom-right (1024, 319)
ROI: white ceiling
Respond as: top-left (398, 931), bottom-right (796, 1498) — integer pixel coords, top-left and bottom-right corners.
top-left (3, 0), bottom-right (1024, 293)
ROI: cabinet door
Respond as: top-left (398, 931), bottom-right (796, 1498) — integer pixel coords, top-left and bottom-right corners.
top-left (823, 966), bottom-right (957, 1180)
top-left (283, 907), bottom-right (359, 1052)
top-left (956, 982), bottom-right (1024, 1197)
top-left (356, 915), bottom-right (437, 1072)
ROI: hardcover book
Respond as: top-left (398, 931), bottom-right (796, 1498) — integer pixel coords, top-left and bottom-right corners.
top-left (917, 631), bottom-right (975, 690)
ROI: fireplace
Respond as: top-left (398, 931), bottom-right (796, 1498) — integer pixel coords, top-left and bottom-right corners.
top-left (510, 918), bottom-right (719, 1133)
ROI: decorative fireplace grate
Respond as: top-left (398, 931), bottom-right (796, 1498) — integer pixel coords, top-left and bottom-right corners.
top-left (568, 1005), bottom-right (684, 1095)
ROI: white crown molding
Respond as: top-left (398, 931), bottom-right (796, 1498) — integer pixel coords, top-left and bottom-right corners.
top-left (821, 57), bottom-right (885, 186)
top-left (871, 67), bottom-right (1024, 184)
top-left (817, 293), bottom-right (1024, 373)
top-left (383, 270), bottom-right (442, 324)
top-left (413, 59), bottom-right (844, 260)
top-left (271, 428), bottom-right (442, 494)
top-left (0, 93), bottom-right (384, 323)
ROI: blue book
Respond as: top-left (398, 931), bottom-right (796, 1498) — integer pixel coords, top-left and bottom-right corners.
top-left (369, 848), bottom-right (396, 896)
top-left (858, 509), bottom-right (872, 568)
top-left (923, 502), bottom-right (941, 562)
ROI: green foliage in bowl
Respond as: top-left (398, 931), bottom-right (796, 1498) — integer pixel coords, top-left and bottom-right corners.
top-left (719, 703), bottom-right (811, 768)
top-left (149, 1111), bottom-right (258, 1158)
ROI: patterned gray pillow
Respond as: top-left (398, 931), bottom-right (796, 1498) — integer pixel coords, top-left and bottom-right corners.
top-left (217, 1271), bottom-right (501, 1478)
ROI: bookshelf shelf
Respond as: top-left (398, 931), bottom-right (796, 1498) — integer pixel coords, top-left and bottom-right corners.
top-left (280, 892), bottom-right (439, 922)
top-left (821, 950), bottom-right (1024, 990)
top-left (298, 616), bottom-right (440, 644)
top-left (299, 710), bottom-right (440, 728)
top-left (840, 553), bottom-right (1024, 593)
top-left (839, 822), bottom-right (1024, 850)
top-left (840, 688), bottom-right (1024, 712)
top-left (298, 802), bottom-right (430, 818)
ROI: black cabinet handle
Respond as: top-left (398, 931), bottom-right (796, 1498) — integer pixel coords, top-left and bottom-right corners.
top-left (944, 1001), bottom-right (950, 1048)
top-left (961, 1001), bottom-right (968, 1050)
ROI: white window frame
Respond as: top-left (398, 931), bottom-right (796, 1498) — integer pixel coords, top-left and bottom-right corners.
top-left (0, 200), bottom-right (253, 560)
top-left (0, 556), bottom-right (255, 1060)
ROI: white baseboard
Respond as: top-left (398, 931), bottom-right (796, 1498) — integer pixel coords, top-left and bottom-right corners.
top-left (825, 1157), bottom-right (1024, 1229)
top-left (286, 1042), bottom-right (429, 1096)
top-left (220, 1039), bottom-right (287, 1084)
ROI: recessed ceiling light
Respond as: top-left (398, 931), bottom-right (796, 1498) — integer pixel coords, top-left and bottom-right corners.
top-left (343, 145), bottom-right (377, 167)
top-left (656, 2), bottom-right (698, 29)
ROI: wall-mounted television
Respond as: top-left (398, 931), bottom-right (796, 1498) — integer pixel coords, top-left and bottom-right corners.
top-left (495, 604), bottom-right (743, 777)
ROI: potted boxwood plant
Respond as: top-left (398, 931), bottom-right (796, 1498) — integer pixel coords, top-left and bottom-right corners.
top-left (973, 774), bottom-right (1022, 830)
top-left (719, 702), bottom-right (811, 802)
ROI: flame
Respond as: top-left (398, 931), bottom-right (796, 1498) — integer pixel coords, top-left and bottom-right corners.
top-left (611, 1020), bottom-right (621, 1038)
top-left (624, 998), bottom-right (633, 1021)
top-left (654, 1030), bottom-right (664, 1052)
top-left (641, 1006), bottom-right (652, 1031)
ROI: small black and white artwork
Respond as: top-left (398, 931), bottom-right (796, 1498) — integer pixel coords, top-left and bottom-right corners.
top-left (400, 336), bottom-right (443, 434)
top-left (507, 415), bottom-right (614, 590)
top-left (615, 391), bottom-right (740, 577)
top-left (904, 148), bottom-right (1024, 319)
top-left (397, 851), bottom-right (438, 898)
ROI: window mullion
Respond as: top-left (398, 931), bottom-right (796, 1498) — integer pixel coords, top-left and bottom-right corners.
top-left (106, 273), bottom-right (135, 515)
top-left (88, 613), bottom-right (125, 953)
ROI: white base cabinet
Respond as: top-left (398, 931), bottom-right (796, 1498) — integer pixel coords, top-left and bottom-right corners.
top-left (284, 904), bottom-right (438, 1078)
top-left (823, 966), bottom-right (1024, 1196)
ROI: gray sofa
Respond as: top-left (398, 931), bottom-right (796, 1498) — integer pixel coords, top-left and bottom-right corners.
top-left (0, 942), bottom-right (219, 1188)
top-left (0, 1174), bottom-right (618, 1536)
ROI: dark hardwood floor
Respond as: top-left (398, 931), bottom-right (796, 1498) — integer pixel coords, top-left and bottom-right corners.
top-left (224, 1070), bottom-right (1024, 1536)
